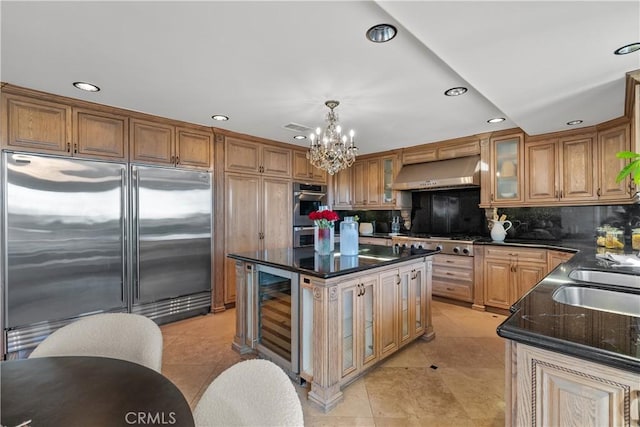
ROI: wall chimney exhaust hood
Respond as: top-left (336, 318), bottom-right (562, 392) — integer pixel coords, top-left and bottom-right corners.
top-left (392, 155), bottom-right (481, 191)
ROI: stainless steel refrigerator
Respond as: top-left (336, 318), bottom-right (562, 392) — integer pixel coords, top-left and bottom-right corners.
top-left (1, 152), bottom-right (212, 358)
top-left (129, 164), bottom-right (212, 321)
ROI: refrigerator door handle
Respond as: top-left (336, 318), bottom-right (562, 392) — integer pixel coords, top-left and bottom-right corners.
top-left (133, 168), bottom-right (141, 301)
top-left (120, 169), bottom-right (126, 303)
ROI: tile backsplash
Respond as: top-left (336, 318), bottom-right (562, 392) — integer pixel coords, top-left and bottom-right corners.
top-left (494, 204), bottom-right (640, 243)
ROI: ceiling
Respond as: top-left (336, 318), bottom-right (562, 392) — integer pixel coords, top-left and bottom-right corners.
top-left (1, 1), bottom-right (639, 155)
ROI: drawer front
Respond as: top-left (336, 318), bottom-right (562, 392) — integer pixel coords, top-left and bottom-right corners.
top-left (432, 280), bottom-right (473, 302)
top-left (484, 247), bottom-right (546, 263)
top-left (432, 266), bottom-right (474, 282)
top-left (432, 254), bottom-right (473, 269)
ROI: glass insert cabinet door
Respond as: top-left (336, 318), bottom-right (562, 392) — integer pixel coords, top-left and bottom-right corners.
top-left (491, 134), bottom-right (523, 203)
top-left (340, 277), bottom-right (377, 378)
top-left (382, 157), bottom-right (394, 204)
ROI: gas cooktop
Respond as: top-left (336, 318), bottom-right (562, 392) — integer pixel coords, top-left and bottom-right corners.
top-left (405, 233), bottom-right (486, 242)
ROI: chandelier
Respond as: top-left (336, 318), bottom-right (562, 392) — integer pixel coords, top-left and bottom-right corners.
top-left (306, 100), bottom-right (358, 175)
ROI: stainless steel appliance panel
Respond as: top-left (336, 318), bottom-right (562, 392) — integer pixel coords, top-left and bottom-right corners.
top-left (3, 153), bottom-right (127, 328)
top-left (293, 226), bottom-right (315, 248)
top-left (293, 183), bottom-right (326, 227)
top-left (131, 165), bottom-right (211, 304)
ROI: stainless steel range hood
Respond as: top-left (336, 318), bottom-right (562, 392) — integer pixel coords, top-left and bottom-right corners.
top-left (392, 155), bottom-right (481, 191)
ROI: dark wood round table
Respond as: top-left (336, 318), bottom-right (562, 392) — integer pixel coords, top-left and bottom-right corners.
top-left (1, 356), bottom-right (195, 427)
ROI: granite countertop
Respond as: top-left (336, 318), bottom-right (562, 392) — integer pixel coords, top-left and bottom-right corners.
top-left (227, 244), bottom-right (438, 279)
top-left (493, 242), bottom-right (640, 373)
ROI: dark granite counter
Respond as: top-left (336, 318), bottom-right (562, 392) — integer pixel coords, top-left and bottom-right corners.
top-left (227, 244), bottom-right (438, 279)
top-left (490, 240), bottom-right (640, 373)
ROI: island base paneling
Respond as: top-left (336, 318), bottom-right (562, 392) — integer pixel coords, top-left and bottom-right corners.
top-left (231, 253), bottom-right (434, 412)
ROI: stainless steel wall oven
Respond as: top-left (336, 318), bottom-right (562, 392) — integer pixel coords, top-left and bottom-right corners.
top-left (293, 182), bottom-right (326, 227)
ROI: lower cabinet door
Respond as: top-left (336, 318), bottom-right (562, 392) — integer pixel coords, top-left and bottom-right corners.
top-left (515, 344), bottom-right (640, 427)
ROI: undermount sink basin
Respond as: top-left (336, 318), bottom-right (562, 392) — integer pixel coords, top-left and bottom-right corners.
top-left (568, 269), bottom-right (640, 289)
top-left (552, 286), bottom-right (640, 317)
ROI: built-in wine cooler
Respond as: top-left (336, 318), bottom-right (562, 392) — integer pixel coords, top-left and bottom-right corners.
top-left (252, 265), bottom-right (299, 374)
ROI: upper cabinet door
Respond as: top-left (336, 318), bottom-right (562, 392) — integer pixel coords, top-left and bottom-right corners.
top-left (225, 137), bottom-right (260, 173)
top-left (2, 93), bottom-right (71, 154)
top-left (491, 133), bottom-right (524, 205)
top-left (559, 135), bottom-right (596, 201)
top-left (73, 107), bottom-right (128, 160)
top-left (130, 118), bottom-right (175, 165)
top-left (598, 124), bottom-right (632, 200)
top-left (525, 140), bottom-right (558, 202)
top-left (261, 145), bottom-right (291, 177)
top-left (175, 127), bottom-right (212, 170)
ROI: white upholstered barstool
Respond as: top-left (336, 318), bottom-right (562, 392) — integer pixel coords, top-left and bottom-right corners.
top-left (29, 312), bottom-right (163, 372)
top-left (193, 359), bottom-right (304, 427)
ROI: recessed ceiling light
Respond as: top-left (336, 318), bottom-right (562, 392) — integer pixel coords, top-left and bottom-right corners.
top-left (211, 115), bottom-right (229, 121)
top-left (73, 82), bottom-right (100, 92)
top-left (293, 135), bottom-right (307, 140)
top-left (614, 42), bottom-right (640, 55)
top-left (366, 24), bottom-right (397, 43)
top-left (487, 117), bottom-right (505, 124)
top-left (567, 120), bottom-right (583, 125)
top-left (444, 87), bottom-right (468, 97)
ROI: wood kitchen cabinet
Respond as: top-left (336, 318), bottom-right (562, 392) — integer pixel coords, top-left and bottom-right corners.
top-left (597, 123), bottom-right (633, 200)
top-left (525, 133), bottom-right (596, 203)
top-left (483, 247), bottom-right (546, 310)
top-left (339, 274), bottom-right (378, 382)
top-left (352, 158), bottom-right (381, 207)
top-left (401, 137), bottom-right (479, 164)
top-left (489, 133), bottom-right (525, 205)
top-left (1, 92), bottom-right (128, 161)
top-left (225, 137), bottom-right (291, 177)
top-left (378, 261), bottom-right (428, 358)
top-left (398, 262), bottom-right (427, 347)
top-left (74, 107), bottom-right (128, 160)
top-left (330, 167), bottom-right (352, 209)
top-left (547, 250), bottom-right (575, 271)
top-left (1, 92), bottom-right (71, 155)
top-left (432, 254), bottom-right (474, 303)
top-left (130, 118), bottom-right (212, 169)
top-left (292, 149), bottom-right (327, 183)
top-left (507, 342), bottom-right (640, 427)
top-left (223, 173), bottom-right (292, 304)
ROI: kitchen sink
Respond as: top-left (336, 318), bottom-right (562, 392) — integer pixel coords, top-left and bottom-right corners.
top-left (568, 269), bottom-right (639, 289)
top-left (552, 286), bottom-right (640, 317)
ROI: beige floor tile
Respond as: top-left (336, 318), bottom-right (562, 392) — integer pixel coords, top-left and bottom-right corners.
top-left (159, 299), bottom-right (507, 426)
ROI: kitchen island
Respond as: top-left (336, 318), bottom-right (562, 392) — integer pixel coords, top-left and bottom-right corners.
top-left (494, 245), bottom-right (640, 426)
top-left (228, 244), bottom-right (437, 411)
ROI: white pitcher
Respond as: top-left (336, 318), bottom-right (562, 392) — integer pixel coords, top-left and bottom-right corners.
top-left (490, 220), bottom-right (512, 242)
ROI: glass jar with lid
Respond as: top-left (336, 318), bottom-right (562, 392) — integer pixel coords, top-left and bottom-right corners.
top-left (632, 228), bottom-right (640, 250)
top-left (605, 227), bottom-right (624, 249)
top-left (595, 226), bottom-right (607, 247)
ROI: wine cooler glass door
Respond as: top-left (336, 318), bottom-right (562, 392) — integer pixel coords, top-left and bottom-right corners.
top-left (255, 265), bottom-right (299, 374)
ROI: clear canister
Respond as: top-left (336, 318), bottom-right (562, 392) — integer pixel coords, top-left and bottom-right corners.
top-left (340, 216), bottom-right (359, 256)
top-left (632, 228), bottom-right (640, 251)
top-left (595, 226), bottom-right (607, 247)
top-left (605, 227), bottom-right (624, 249)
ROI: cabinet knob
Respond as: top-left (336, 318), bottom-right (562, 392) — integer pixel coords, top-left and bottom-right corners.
top-left (597, 187), bottom-right (601, 197)
top-left (175, 156), bottom-right (180, 165)
top-left (73, 143), bottom-right (78, 154)
top-left (66, 142), bottom-right (71, 153)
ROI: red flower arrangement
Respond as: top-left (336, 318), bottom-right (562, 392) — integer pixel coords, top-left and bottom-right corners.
top-left (309, 209), bottom-right (339, 229)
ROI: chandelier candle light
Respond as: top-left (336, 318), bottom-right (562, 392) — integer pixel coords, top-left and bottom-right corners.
top-left (307, 100), bottom-right (358, 175)
top-left (309, 207), bottom-right (339, 255)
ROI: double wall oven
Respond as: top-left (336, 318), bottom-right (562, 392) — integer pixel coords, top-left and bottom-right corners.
top-left (293, 182), bottom-right (327, 248)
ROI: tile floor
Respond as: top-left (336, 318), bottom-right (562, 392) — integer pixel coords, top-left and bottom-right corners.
top-left (161, 300), bottom-right (507, 426)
